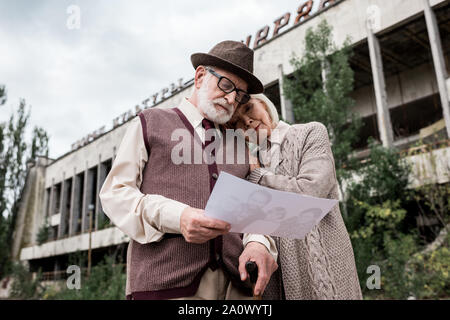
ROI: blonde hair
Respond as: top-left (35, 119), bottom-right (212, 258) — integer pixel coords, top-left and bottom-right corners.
top-left (250, 94), bottom-right (280, 126)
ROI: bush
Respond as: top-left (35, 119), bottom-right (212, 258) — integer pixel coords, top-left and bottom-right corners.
top-left (349, 200), bottom-right (414, 299)
top-left (381, 234), bottom-right (418, 299)
top-left (408, 232), bottom-right (450, 299)
top-left (347, 139), bottom-right (410, 206)
top-left (36, 222), bottom-right (50, 245)
top-left (44, 255), bottom-right (126, 300)
top-left (345, 142), bottom-right (449, 299)
top-left (345, 140), bottom-right (411, 236)
top-left (345, 140), bottom-right (418, 299)
top-left (9, 263), bottom-right (45, 299)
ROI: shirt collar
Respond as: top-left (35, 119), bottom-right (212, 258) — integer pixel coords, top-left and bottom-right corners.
top-left (177, 98), bottom-right (205, 130)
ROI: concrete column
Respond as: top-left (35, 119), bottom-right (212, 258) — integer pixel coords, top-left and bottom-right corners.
top-left (81, 163), bottom-right (88, 233)
top-left (48, 179), bottom-right (56, 240)
top-left (96, 156), bottom-right (109, 230)
top-left (71, 170), bottom-right (82, 235)
top-left (367, 25), bottom-right (394, 148)
top-left (95, 157), bottom-right (102, 230)
top-left (83, 166), bottom-right (96, 233)
top-left (42, 188), bottom-right (49, 221)
top-left (38, 186), bottom-right (50, 244)
top-left (68, 168), bottom-right (76, 236)
top-left (48, 178), bottom-right (54, 216)
top-left (423, 0), bottom-right (450, 138)
top-left (58, 174), bottom-right (66, 238)
top-left (99, 159), bottom-right (111, 230)
top-left (277, 64), bottom-right (295, 124)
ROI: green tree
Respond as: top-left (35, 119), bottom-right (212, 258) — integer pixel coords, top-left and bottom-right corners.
top-left (283, 20), bottom-right (362, 202)
top-left (0, 86), bottom-right (50, 278)
top-left (44, 255), bottom-right (126, 300)
top-left (0, 84), bottom-right (11, 277)
top-left (30, 127), bottom-right (49, 160)
top-left (5, 99), bottom-right (30, 249)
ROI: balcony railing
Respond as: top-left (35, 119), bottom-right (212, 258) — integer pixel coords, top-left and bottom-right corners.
top-left (399, 138), bottom-right (450, 157)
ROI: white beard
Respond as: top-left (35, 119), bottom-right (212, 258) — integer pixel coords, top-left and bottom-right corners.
top-left (197, 77), bottom-right (234, 124)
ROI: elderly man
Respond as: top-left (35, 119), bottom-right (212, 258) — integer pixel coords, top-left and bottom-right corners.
top-left (99, 40), bottom-right (278, 300)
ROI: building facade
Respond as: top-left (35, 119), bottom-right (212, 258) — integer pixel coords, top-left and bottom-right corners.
top-left (10, 0), bottom-right (450, 281)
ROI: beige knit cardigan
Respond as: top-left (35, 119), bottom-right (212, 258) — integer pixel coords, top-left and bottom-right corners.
top-left (247, 121), bottom-right (363, 300)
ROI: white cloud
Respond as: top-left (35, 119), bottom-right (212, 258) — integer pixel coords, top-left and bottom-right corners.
top-left (0, 0), bottom-right (313, 159)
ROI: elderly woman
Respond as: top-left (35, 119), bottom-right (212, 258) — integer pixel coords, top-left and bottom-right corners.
top-left (227, 94), bottom-right (363, 300)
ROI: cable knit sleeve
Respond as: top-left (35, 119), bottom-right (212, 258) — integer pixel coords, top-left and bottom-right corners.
top-left (248, 122), bottom-right (336, 199)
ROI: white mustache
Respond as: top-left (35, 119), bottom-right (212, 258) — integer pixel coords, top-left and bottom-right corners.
top-left (212, 98), bottom-right (232, 113)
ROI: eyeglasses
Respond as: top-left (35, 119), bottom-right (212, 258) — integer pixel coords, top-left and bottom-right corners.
top-left (205, 67), bottom-right (251, 105)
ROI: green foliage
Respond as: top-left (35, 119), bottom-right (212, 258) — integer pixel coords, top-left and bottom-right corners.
top-left (351, 200), bottom-right (406, 242)
top-left (345, 139), bottom-right (411, 237)
top-left (408, 232), bottom-right (450, 299)
top-left (411, 144), bottom-right (450, 230)
top-left (349, 199), bottom-right (413, 299)
top-left (0, 214), bottom-right (12, 277)
top-left (0, 85), bottom-right (6, 106)
top-left (0, 87), bottom-right (50, 277)
top-left (348, 139), bottom-right (411, 206)
top-left (345, 140), bottom-right (449, 299)
top-left (30, 126), bottom-right (49, 160)
top-left (344, 139), bottom-right (417, 299)
top-left (44, 255), bottom-right (126, 300)
top-left (9, 263), bottom-right (45, 299)
top-left (283, 19), bottom-right (362, 181)
top-left (279, 19), bottom-right (449, 299)
top-left (380, 234), bottom-right (418, 299)
top-left (36, 218), bottom-right (50, 245)
top-left (97, 214), bottom-right (112, 231)
top-left (8, 254), bottom-right (126, 300)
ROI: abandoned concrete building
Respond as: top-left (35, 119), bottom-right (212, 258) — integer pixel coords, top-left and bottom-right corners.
top-left (9, 0), bottom-right (450, 283)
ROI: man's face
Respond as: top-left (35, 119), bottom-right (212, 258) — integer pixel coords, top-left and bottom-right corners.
top-left (197, 66), bottom-right (249, 124)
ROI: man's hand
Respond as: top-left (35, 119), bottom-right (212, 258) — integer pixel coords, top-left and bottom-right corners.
top-left (239, 242), bottom-right (278, 296)
top-left (180, 207), bottom-right (231, 244)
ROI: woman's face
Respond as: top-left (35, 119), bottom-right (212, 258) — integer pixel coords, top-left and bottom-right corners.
top-left (227, 98), bottom-right (274, 143)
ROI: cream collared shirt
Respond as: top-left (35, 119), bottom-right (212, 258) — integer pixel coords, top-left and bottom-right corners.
top-left (99, 98), bottom-right (277, 261)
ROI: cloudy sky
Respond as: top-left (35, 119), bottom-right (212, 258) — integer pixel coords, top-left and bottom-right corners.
top-left (0, 0), bottom-right (320, 159)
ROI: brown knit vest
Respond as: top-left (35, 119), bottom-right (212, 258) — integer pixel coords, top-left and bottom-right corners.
top-left (126, 107), bottom-right (251, 300)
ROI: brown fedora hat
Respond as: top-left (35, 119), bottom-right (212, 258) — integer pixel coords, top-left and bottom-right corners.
top-left (191, 40), bottom-right (264, 94)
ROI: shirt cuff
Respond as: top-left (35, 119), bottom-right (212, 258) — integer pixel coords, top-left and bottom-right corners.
top-left (247, 167), bottom-right (273, 184)
top-left (158, 200), bottom-right (189, 234)
top-left (243, 233), bottom-right (278, 262)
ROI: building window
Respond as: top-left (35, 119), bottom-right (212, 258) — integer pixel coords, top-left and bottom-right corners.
top-left (390, 94), bottom-right (443, 142)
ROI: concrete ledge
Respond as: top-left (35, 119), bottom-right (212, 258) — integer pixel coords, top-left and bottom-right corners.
top-left (408, 145), bottom-right (450, 188)
top-left (20, 227), bottom-right (129, 261)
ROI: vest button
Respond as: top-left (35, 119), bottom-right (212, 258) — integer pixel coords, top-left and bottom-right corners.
top-left (212, 173), bottom-right (218, 180)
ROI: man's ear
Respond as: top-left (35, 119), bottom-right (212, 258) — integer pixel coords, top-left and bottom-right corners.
top-left (194, 66), bottom-right (207, 89)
